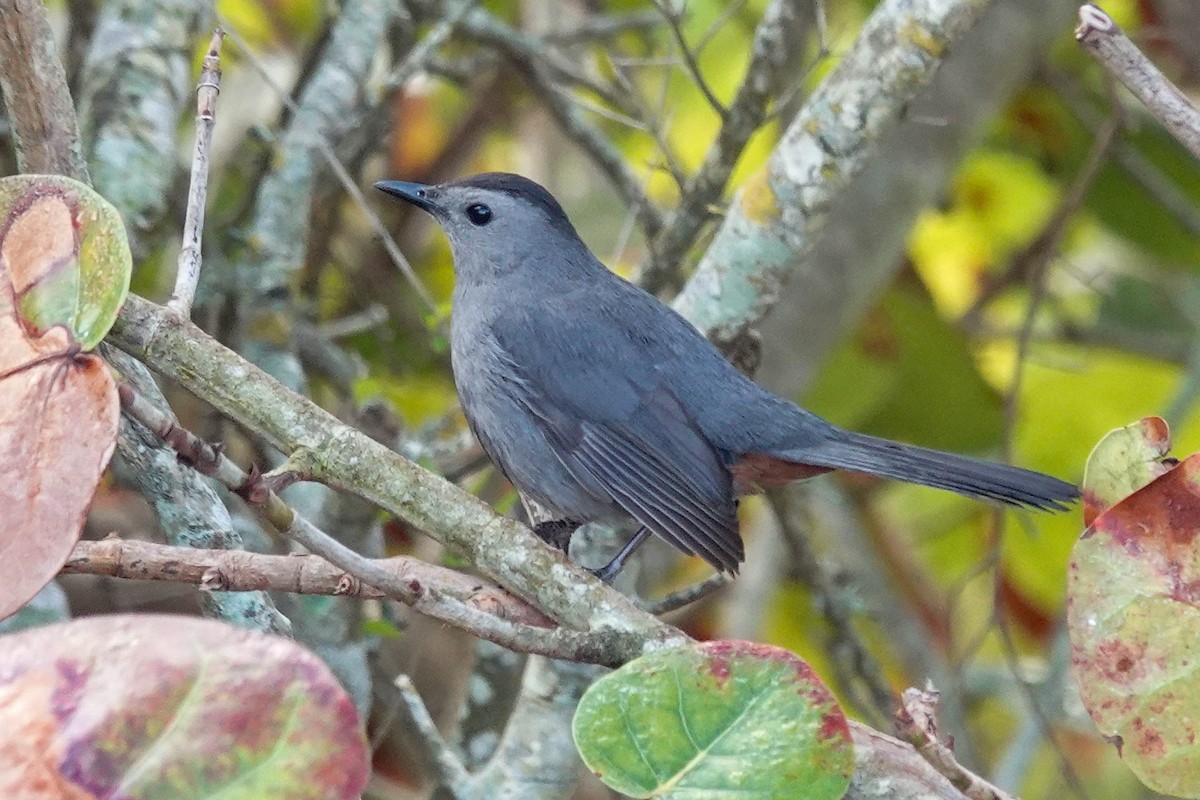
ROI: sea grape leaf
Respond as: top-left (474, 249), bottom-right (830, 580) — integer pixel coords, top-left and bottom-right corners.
top-left (0, 176), bottom-right (129, 620)
top-left (0, 615), bottom-right (369, 799)
top-left (1080, 416), bottom-right (1172, 525)
top-left (0, 174), bottom-right (131, 350)
top-left (1069, 421), bottom-right (1200, 797)
top-left (572, 640), bottom-right (854, 799)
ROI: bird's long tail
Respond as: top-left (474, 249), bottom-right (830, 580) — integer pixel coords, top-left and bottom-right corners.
top-left (775, 430), bottom-right (1078, 510)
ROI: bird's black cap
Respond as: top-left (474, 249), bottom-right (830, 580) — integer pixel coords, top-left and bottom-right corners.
top-left (444, 172), bottom-right (569, 223)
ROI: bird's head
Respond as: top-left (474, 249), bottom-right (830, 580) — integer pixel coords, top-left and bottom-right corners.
top-left (375, 172), bottom-right (595, 285)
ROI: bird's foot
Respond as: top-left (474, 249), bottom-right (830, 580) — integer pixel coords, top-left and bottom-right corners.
top-left (587, 526), bottom-right (653, 583)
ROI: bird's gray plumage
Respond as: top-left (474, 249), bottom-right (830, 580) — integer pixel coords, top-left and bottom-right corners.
top-left (376, 173), bottom-right (1078, 575)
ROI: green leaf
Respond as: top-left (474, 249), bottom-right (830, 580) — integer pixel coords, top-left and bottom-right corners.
top-left (0, 614), bottom-right (368, 799)
top-left (1080, 416), bottom-right (1173, 525)
top-left (572, 640), bottom-right (854, 799)
top-left (0, 174), bottom-right (132, 350)
top-left (1069, 439), bottom-right (1200, 797)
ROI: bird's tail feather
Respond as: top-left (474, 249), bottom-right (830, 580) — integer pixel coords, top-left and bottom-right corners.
top-left (778, 430), bottom-right (1078, 510)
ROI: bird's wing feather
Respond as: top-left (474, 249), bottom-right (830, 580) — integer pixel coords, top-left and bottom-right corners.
top-left (490, 305), bottom-right (743, 573)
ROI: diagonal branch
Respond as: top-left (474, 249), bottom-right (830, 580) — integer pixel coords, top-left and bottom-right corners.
top-left (641, 0), bottom-right (811, 293)
top-left (1076, 3), bottom-right (1200, 161)
top-left (673, 0), bottom-right (991, 346)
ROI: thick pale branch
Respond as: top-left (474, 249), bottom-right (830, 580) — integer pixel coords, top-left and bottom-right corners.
top-left (673, 0), bottom-right (990, 345)
top-left (110, 294), bottom-right (681, 651)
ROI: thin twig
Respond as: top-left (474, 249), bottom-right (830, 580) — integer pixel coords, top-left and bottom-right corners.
top-left (642, 0), bottom-right (807, 292)
top-left (1043, 66), bottom-right (1200, 238)
top-left (640, 573), bottom-right (729, 615)
top-left (62, 536), bottom-right (544, 622)
top-left (769, 488), bottom-right (895, 727)
top-left (651, 0), bottom-right (727, 118)
top-left (896, 685), bottom-right (1018, 800)
top-left (971, 113), bottom-right (1119, 800)
top-left (392, 675), bottom-right (472, 794)
top-left (960, 109), bottom-right (1121, 327)
top-left (383, 0), bottom-right (477, 91)
top-left (543, 10), bottom-right (663, 44)
top-left (1076, 3), bottom-right (1200, 160)
top-left (444, 5), bottom-right (665, 239)
top-left (168, 29), bottom-right (224, 318)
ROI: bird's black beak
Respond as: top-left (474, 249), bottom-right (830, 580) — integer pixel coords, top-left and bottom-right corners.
top-left (374, 180), bottom-right (439, 214)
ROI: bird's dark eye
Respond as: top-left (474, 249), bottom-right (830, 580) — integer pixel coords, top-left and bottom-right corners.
top-left (465, 203), bottom-right (493, 226)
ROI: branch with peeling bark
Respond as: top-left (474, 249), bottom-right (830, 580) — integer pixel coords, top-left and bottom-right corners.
top-left (63, 536), bottom-right (554, 629)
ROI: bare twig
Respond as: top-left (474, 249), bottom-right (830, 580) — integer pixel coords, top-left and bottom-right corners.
top-left (640, 573), bottom-right (729, 615)
top-left (651, 0), bottom-right (727, 118)
top-left (61, 536), bottom-right (540, 622)
top-left (168, 29), bottom-right (224, 318)
top-left (446, 6), bottom-right (665, 240)
top-left (1076, 3), bottom-right (1200, 161)
top-left (383, 0), bottom-right (476, 91)
top-left (543, 10), bottom-right (662, 44)
top-left (896, 685), bottom-right (1018, 800)
top-left (960, 109), bottom-right (1121, 327)
top-left (642, 0), bottom-right (808, 292)
top-left (1044, 66), bottom-right (1200, 238)
top-left (769, 488), bottom-right (895, 727)
top-left (392, 675), bottom-right (472, 794)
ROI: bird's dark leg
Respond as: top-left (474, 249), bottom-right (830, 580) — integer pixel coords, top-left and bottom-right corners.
top-left (590, 526), bottom-right (653, 583)
top-left (532, 518), bottom-right (582, 553)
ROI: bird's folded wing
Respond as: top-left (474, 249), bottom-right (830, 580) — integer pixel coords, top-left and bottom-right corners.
top-left (493, 313), bottom-right (742, 572)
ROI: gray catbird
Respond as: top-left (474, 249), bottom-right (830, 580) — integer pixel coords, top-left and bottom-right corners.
top-left (376, 173), bottom-right (1078, 578)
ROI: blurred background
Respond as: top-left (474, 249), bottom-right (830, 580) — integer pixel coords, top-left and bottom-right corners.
top-left (10, 0), bottom-right (1200, 797)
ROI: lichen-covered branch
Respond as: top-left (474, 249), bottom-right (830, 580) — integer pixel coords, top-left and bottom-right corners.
top-left (110, 293), bottom-right (682, 651)
top-left (75, 0), bottom-right (211, 250)
top-left (0, 0), bottom-right (90, 178)
top-left (240, 0), bottom-right (397, 306)
top-left (673, 0), bottom-right (991, 345)
top-left (642, 0), bottom-right (811, 293)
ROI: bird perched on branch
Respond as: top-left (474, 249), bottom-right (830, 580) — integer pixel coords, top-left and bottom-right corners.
top-left (376, 173), bottom-right (1078, 580)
